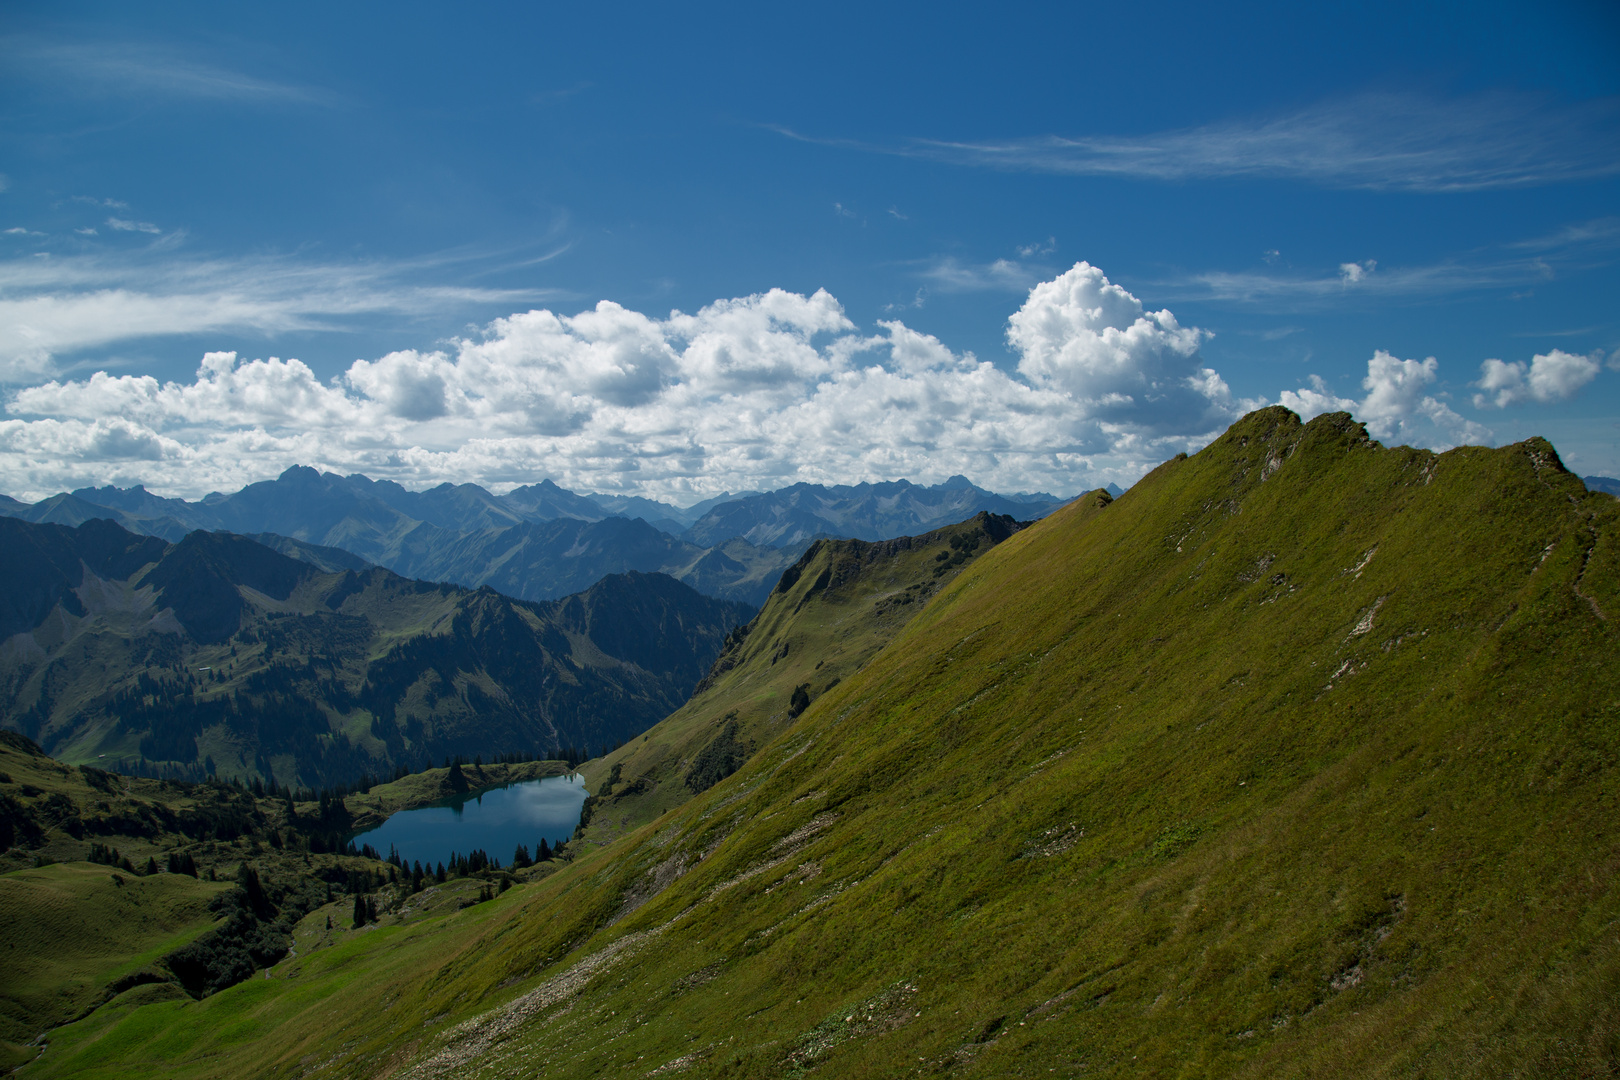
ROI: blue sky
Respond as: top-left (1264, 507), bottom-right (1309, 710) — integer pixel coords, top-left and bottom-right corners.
top-left (1, 0), bottom-right (1616, 502)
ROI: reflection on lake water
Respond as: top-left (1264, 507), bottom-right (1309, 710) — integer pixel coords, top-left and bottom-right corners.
top-left (351, 773), bottom-right (589, 869)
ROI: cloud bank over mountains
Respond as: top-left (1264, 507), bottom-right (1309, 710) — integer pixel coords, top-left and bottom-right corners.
top-left (0, 262), bottom-right (1593, 503)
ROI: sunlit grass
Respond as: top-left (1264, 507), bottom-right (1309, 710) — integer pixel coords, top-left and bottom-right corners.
top-left (20, 409), bottom-right (1620, 1078)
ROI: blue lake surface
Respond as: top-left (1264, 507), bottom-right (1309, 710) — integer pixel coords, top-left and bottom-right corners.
top-left (351, 773), bottom-right (588, 869)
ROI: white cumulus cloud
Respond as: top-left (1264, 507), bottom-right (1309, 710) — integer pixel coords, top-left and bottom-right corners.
top-left (1280, 350), bottom-right (1490, 450)
top-left (1473, 349), bottom-right (1603, 408)
top-left (0, 268), bottom-right (1254, 500)
top-left (1008, 261), bottom-right (1252, 437)
top-left (1339, 259), bottom-right (1376, 283)
top-left (0, 264), bottom-right (1537, 503)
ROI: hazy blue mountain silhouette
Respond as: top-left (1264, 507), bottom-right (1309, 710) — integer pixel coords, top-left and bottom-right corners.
top-left (0, 469), bottom-right (1080, 606)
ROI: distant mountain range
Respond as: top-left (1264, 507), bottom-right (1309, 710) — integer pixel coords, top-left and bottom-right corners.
top-left (680, 476), bottom-right (1078, 547)
top-left (0, 517), bottom-right (751, 787)
top-left (1584, 475), bottom-right (1620, 497)
top-left (0, 470), bottom-right (1077, 606)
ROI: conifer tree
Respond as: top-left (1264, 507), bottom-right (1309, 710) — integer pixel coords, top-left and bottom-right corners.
top-left (352, 892), bottom-right (367, 928)
top-left (237, 863), bottom-right (273, 919)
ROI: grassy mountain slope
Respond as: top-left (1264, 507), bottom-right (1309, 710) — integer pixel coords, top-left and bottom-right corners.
top-left (575, 511), bottom-right (1026, 848)
top-left (0, 863), bottom-right (226, 1065)
top-left (19, 408), bottom-right (1620, 1079)
top-left (0, 521), bottom-right (750, 787)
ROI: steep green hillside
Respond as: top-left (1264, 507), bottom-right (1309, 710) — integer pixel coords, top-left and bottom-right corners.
top-left (576, 511), bottom-right (1025, 847)
top-left (0, 862), bottom-right (226, 1067)
top-left (0, 521), bottom-right (750, 787)
top-left (19, 409), bottom-right (1620, 1079)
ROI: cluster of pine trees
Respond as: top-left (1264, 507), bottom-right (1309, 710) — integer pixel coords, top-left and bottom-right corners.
top-left (352, 893), bottom-right (380, 927)
top-left (364, 844), bottom-right (514, 895)
top-left (509, 838), bottom-right (560, 867)
top-left (86, 841), bottom-right (135, 873)
top-left (85, 841), bottom-right (201, 879)
top-left (165, 863), bottom-right (327, 998)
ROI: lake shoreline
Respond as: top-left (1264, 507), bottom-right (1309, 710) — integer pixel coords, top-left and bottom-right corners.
top-left (341, 760), bottom-right (574, 834)
top-left (346, 771), bottom-right (590, 872)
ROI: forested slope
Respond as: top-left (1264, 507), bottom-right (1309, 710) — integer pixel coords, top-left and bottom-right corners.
top-left (0, 521), bottom-right (751, 787)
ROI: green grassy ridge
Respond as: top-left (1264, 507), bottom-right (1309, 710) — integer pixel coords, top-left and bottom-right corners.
top-left (574, 512), bottom-right (1026, 848)
top-left (386, 408), bottom-right (1619, 1077)
top-left (20, 408), bottom-right (1620, 1078)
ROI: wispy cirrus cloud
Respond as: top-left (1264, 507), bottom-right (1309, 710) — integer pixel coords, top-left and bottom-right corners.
top-left (1148, 216), bottom-right (1620, 308)
top-left (1506, 216), bottom-right (1620, 252)
top-left (916, 256), bottom-right (1049, 293)
top-left (771, 92), bottom-right (1620, 193)
top-left (0, 246), bottom-right (566, 381)
top-left (1159, 259), bottom-right (1545, 305)
top-left (105, 217), bottom-right (161, 234)
top-left (4, 37), bottom-right (339, 106)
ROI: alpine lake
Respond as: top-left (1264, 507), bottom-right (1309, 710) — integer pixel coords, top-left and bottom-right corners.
top-left (350, 773), bottom-right (589, 869)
